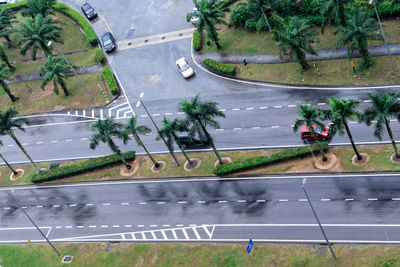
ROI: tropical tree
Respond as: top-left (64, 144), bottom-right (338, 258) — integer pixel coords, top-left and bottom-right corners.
top-left (335, 9), bottom-right (382, 69)
top-left (293, 103), bottom-right (328, 162)
top-left (323, 97), bottom-right (363, 160)
top-left (157, 117), bottom-right (193, 165)
top-left (0, 108), bottom-right (39, 172)
top-left (22, 0), bottom-right (56, 18)
top-left (363, 92), bottom-right (400, 159)
top-left (90, 117), bottom-right (132, 170)
top-left (124, 115), bottom-right (159, 168)
top-left (0, 7), bottom-right (16, 45)
top-left (0, 140), bottom-right (18, 176)
top-left (19, 14), bottom-right (62, 60)
top-left (186, 0), bottom-right (229, 49)
top-left (0, 64), bottom-right (17, 102)
top-left (41, 55), bottom-right (69, 96)
top-left (247, 0), bottom-right (273, 32)
top-left (273, 16), bottom-right (318, 70)
top-left (179, 95), bottom-right (226, 165)
top-left (319, 0), bottom-right (351, 34)
top-left (0, 45), bottom-right (15, 71)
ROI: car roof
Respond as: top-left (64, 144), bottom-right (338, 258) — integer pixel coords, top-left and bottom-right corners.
top-left (102, 32), bottom-right (113, 39)
top-left (82, 3), bottom-right (91, 9)
top-left (176, 57), bottom-right (188, 66)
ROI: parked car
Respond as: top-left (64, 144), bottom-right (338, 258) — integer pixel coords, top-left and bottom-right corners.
top-left (301, 124), bottom-right (331, 141)
top-left (176, 57), bottom-right (194, 78)
top-left (190, 7), bottom-right (199, 24)
top-left (81, 3), bottom-right (98, 21)
top-left (178, 135), bottom-right (209, 148)
top-left (102, 32), bottom-right (116, 53)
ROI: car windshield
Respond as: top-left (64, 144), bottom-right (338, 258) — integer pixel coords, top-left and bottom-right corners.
top-left (180, 62), bottom-right (190, 71)
top-left (86, 7), bottom-right (94, 13)
top-left (315, 125), bottom-right (323, 134)
top-left (103, 39), bottom-right (112, 46)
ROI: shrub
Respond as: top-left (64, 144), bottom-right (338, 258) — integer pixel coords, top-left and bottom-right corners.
top-left (95, 48), bottom-right (106, 64)
top-left (53, 2), bottom-right (98, 46)
top-left (0, 0), bottom-right (26, 11)
top-left (193, 29), bottom-right (202, 52)
top-left (31, 151), bottom-right (136, 183)
top-left (214, 142), bottom-right (329, 176)
top-left (218, 0), bottom-right (238, 8)
top-left (102, 66), bottom-right (119, 95)
top-left (203, 58), bottom-right (236, 76)
top-left (245, 18), bottom-right (258, 31)
top-left (230, 4), bottom-right (249, 27)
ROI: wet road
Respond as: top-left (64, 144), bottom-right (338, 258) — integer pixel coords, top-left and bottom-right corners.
top-left (2, 174), bottom-right (400, 244)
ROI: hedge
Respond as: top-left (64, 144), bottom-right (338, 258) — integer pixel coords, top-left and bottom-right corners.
top-left (102, 66), bottom-right (119, 95)
top-left (31, 151), bottom-right (136, 183)
top-left (95, 48), bottom-right (106, 64)
top-left (193, 29), bottom-right (202, 52)
top-left (53, 2), bottom-right (98, 46)
top-left (218, 0), bottom-right (237, 9)
top-left (213, 142), bottom-right (329, 176)
top-left (203, 58), bottom-right (236, 76)
top-left (0, 0), bottom-right (26, 11)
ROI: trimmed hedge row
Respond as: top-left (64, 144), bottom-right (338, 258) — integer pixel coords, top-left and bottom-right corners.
top-left (102, 66), bottom-right (119, 95)
top-left (31, 151), bottom-right (136, 183)
top-left (214, 142), bottom-right (329, 176)
top-left (0, 0), bottom-right (26, 11)
top-left (95, 48), bottom-right (106, 64)
top-left (193, 29), bottom-right (202, 52)
top-left (53, 2), bottom-right (98, 46)
top-left (203, 58), bottom-right (236, 76)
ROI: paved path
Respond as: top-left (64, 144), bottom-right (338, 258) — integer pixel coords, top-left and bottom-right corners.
top-left (195, 44), bottom-right (400, 64)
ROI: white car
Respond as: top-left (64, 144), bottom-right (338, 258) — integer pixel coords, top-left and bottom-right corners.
top-left (176, 57), bottom-right (195, 79)
top-left (190, 7), bottom-right (199, 24)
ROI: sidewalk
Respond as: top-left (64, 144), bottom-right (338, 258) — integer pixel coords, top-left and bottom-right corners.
top-left (195, 44), bottom-right (400, 64)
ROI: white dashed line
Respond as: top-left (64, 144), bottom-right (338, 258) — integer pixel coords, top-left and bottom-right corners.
top-left (65, 139), bottom-right (73, 142)
top-left (345, 198), bottom-right (354, 201)
top-left (216, 129), bottom-right (224, 131)
top-left (103, 203), bottom-right (111, 206)
top-left (189, 224), bottom-right (196, 227)
top-left (7, 144), bottom-right (13, 147)
top-left (36, 142), bottom-right (43, 144)
top-left (125, 225), bottom-right (132, 228)
top-left (121, 202), bottom-right (129, 205)
top-left (140, 114), bottom-right (148, 117)
top-left (177, 112), bottom-right (185, 115)
top-left (349, 121), bottom-right (357, 124)
top-left (139, 202), bottom-right (147, 205)
top-left (259, 106), bottom-right (268, 109)
top-left (51, 140), bottom-right (58, 143)
top-left (197, 200), bottom-right (206, 204)
top-left (157, 202), bottom-right (166, 204)
top-left (246, 107), bottom-right (254, 110)
top-left (271, 126), bottom-right (280, 128)
top-left (278, 199), bottom-right (288, 202)
top-left (233, 128), bottom-right (242, 131)
top-left (177, 224), bottom-right (184, 227)
top-left (251, 127), bottom-right (261, 129)
top-left (321, 199), bottom-right (331, 201)
top-left (165, 113), bottom-right (173, 116)
top-left (218, 200), bottom-right (227, 203)
top-left (77, 226), bottom-right (84, 229)
top-left (363, 100), bottom-right (372, 103)
top-left (178, 201), bottom-right (187, 204)
top-left (137, 225), bottom-right (145, 228)
top-left (4, 207), bottom-right (10, 210)
top-left (219, 109), bottom-right (226, 112)
top-left (150, 225), bottom-right (158, 227)
top-left (85, 203), bottom-right (93, 206)
top-left (317, 103), bottom-right (326, 106)
top-left (298, 199), bottom-right (308, 202)
top-left (80, 138), bottom-right (88, 141)
top-left (53, 205), bottom-right (60, 208)
top-left (237, 200), bottom-right (246, 203)
top-left (56, 226), bottom-right (62, 229)
top-left (101, 225), bottom-right (108, 228)
top-left (152, 114), bottom-right (160, 117)
top-left (232, 108), bottom-right (240, 111)
top-left (89, 225), bottom-right (96, 228)
top-left (274, 106), bottom-right (282, 108)
top-left (65, 226), bottom-right (72, 229)
top-left (163, 224), bottom-right (170, 227)
top-left (69, 204), bottom-right (77, 207)
top-left (36, 205), bottom-right (43, 208)
top-left (256, 199), bottom-right (266, 202)
top-left (21, 207), bottom-right (27, 209)
top-left (368, 198), bottom-right (378, 201)
top-left (392, 198), bottom-right (400, 201)
top-left (112, 225), bottom-right (120, 228)
top-left (288, 105), bottom-right (296, 108)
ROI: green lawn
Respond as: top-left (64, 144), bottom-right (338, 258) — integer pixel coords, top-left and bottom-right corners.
top-left (0, 243), bottom-right (399, 267)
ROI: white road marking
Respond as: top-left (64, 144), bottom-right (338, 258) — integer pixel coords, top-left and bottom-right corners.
top-left (271, 126), bottom-right (280, 128)
top-left (36, 205), bottom-right (43, 208)
top-left (288, 105), bottom-right (296, 108)
top-left (189, 224), bottom-right (196, 227)
top-left (392, 198), bottom-right (400, 201)
top-left (75, 111), bottom-right (78, 116)
top-left (140, 115), bottom-right (148, 117)
top-left (142, 232), bottom-right (146, 240)
top-left (178, 201), bottom-right (187, 204)
top-left (53, 205), bottom-right (60, 208)
top-left (125, 225), bottom-right (132, 228)
top-left (219, 109), bottom-right (226, 112)
top-left (80, 138), bottom-right (88, 141)
top-left (163, 225), bottom-right (170, 227)
top-left (197, 200), bottom-right (206, 204)
top-left (139, 202), bottom-right (147, 205)
top-left (103, 203), bottom-right (111, 206)
top-left (4, 207), bottom-right (10, 210)
top-left (259, 106), bottom-right (268, 109)
top-left (150, 225), bottom-right (157, 227)
top-left (157, 201), bottom-right (166, 204)
top-left (85, 203), bottom-right (93, 206)
top-left (368, 198), bottom-right (378, 201)
top-left (317, 103), bottom-right (326, 106)
top-left (182, 229), bottom-right (189, 240)
top-left (233, 128), bottom-right (242, 130)
top-left (246, 107), bottom-right (254, 110)
top-left (298, 199), bottom-right (308, 202)
top-left (345, 198), bottom-right (354, 201)
top-left (256, 199), bottom-right (266, 202)
top-left (77, 226), bottom-right (84, 229)
top-left (112, 225), bottom-right (120, 228)
top-left (161, 230), bottom-right (167, 239)
top-left (65, 139), bottom-right (72, 142)
top-left (274, 106), bottom-right (282, 108)
top-left (172, 230), bottom-right (178, 239)
top-left (237, 200), bottom-right (246, 203)
top-left (83, 110), bottom-right (86, 117)
top-left (68, 204), bottom-right (77, 207)
top-left (192, 227), bottom-right (201, 240)
top-left (363, 100), bottom-right (372, 103)
top-left (218, 200), bottom-right (227, 203)
top-left (56, 226), bottom-right (62, 229)
top-left (321, 199), bottom-right (331, 201)
top-left (278, 199), bottom-right (288, 202)
top-left (177, 224), bottom-right (184, 227)
top-left (138, 225), bottom-right (144, 228)
top-left (89, 225), bottom-right (96, 228)
top-left (36, 142), bottom-right (43, 144)
top-left (153, 114), bottom-right (160, 117)
top-left (178, 112), bottom-right (184, 115)
top-left (100, 109), bottom-right (103, 119)
top-left (216, 129), bottom-right (224, 131)
top-left (121, 202), bottom-right (129, 205)
top-left (65, 226), bottom-right (72, 229)
top-left (51, 140), bottom-right (57, 143)
top-left (165, 113), bottom-right (173, 116)
top-left (349, 121), bottom-right (357, 124)
top-left (7, 144), bottom-right (13, 147)
top-left (252, 127), bottom-right (261, 129)
top-left (232, 108), bottom-right (240, 111)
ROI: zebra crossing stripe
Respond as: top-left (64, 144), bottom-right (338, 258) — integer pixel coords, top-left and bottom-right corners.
top-left (182, 229), bottom-right (189, 240)
top-left (192, 227), bottom-right (201, 240)
top-left (172, 229), bottom-right (178, 240)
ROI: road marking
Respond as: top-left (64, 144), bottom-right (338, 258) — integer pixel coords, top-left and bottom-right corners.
top-left (178, 201), bottom-right (187, 204)
top-left (317, 103), bottom-right (326, 106)
top-left (80, 138), bottom-right (88, 141)
top-left (218, 200), bottom-right (227, 203)
top-left (246, 107), bottom-right (254, 110)
top-left (177, 224), bottom-right (184, 227)
top-left (65, 226), bottom-right (72, 229)
top-left (100, 109), bottom-right (103, 119)
top-left (345, 198), bottom-right (354, 201)
top-left (77, 226), bottom-right (84, 229)
top-left (89, 225), bottom-right (96, 228)
top-left (298, 199), bottom-right (308, 202)
top-left (121, 202), bottom-right (129, 205)
top-left (237, 200), bottom-right (246, 203)
top-left (192, 227), bottom-right (201, 240)
top-left (197, 200), bottom-right (206, 204)
top-left (178, 112), bottom-right (185, 115)
top-left (140, 115), bottom-right (148, 117)
top-left (219, 109), bottom-right (226, 112)
top-left (182, 229), bottom-right (189, 240)
top-left (368, 198), bottom-right (378, 201)
top-left (288, 105), bottom-right (296, 108)
top-left (153, 114), bottom-right (160, 117)
top-left (7, 144), bottom-right (13, 147)
top-left (259, 106), bottom-right (268, 109)
top-left (161, 230), bottom-right (167, 239)
top-left (138, 225), bottom-right (144, 228)
top-left (216, 129), bottom-right (224, 131)
top-left (392, 198), bottom-right (400, 201)
top-left (278, 199), bottom-right (288, 202)
top-left (92, 109), bottom-right (94, 118)
top-left (53, 205), bottom-right (60, 208)
top-left (252, 127), bottom-right (261, 129)
top-left (321, 199), bottom-right (331, 201)
top-left (363, 100), bottom-right (372, 103)
top-left (271, 126), bottom-right (280, 128)
top-left (83, 110), bottom-right (86, 117)
top-left (36, 142), bottom-right (43, 144)
top-left (4, 207), bottom-right (10, 210)
top-left (163, 225), bottom-right (170, 227)
top-left (125, 225), bottom-right (132, 228)
top-left (150, 225), bottom-right (157, 227)
top-left (36, 205), bottom-right (43, 208)
top-left (256, 199), bottom-right (266, 202)
top-left (51, 140), bottom-right (58, 143)
top-left (274, 106), bottom-right (282, 108)
top-left (85, 203), bottom-right (93, 206)
top-left (232, 108), bottom-right (240, 111)
top-left (172, 230), bottom-right (177, 240)
top-left (112, 225), bottom-right (120, 228)
top-left (142, 232), bottom-right (146, 240)
top-left (65, 139), bottom-right (72, 142)
top-left (233, 128), bottom-right (242, 130)
top-left (157, 201), bottom-right (166, 204)
top-left (139, 202), bottom-right (147, 205)
top-left (165, 113), bottom-right (173, 116)
top-left (56, 226), bottom-right (62, 229)
top-left (103, 203), bottom-right (111, 206)
top-left (349, 121), bottom-right (357, 124)
top-left (189, 224), bottom-right (197, 227)
top-left (21, 206), bottom-right (27, 209)
top-left (68, 204), bottom-right (77, 207)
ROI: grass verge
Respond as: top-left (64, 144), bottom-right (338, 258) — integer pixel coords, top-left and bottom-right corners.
top-left (0, 243), bottom-right (399, 267)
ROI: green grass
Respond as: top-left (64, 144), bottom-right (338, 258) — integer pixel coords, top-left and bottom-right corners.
top-left (1, 72), bottom-right (111, 115)
top-left (233, 55), bottom-right (400, 85)
top-left (1, 243), bottom-right (400, 267)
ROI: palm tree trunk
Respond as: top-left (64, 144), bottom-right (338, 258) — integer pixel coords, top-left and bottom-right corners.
top-left (338, 4), bottom-right (347, 27)
top-left (343, 119), bottom-right (362, 160)
top-left (0, 152), bottom-right (18, 176)
top-left (198, 120), bottom-right (224, 165)
top-left (9, 131), bottom-right (39, 172)
top-left (358, 38), bottom-right (373, 68)
top-left (173, 133), bottom-right (192, 165)
top-left (1, 81), bottom-right (17, 102)
top-left (295, 48), bottom-right (310, 70)
top-left (6, 61), bottom-right (14, 71)
top-left (310, 125), bottom-right (328, 162)
top-left (385, 118), bottom-right (400, 158)
top-left (260, 7), bottom-right (272, 32)
top-left (59, 80), bottom-right (69, 96)
top-left (109, 139), bottom-right (131, 170)
top-left (134, 132), bottom-right (159, 168)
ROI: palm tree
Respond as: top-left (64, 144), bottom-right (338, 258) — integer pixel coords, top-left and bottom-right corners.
top-left (323, 97), bottom-right (363, 160)
top-left (0, 7), bottom-right (16, 45)
top-left (0, 108), bottom-right (39, 172)
top-left (90, 117), bottom-right (132, 170)
top-left (179, 95), bottom-right (226, 165)
top-left (0, 45), bottom-right (15, 71)
top-left (247, 0), bottom-right (272, 32)
top-left (319, 0), bottom-right (351, 34)
top-left (22, 0), bottom-right (56, 18)
top-left (19, 14), bottom-right (62, 60)
top-left (0, 64), bottom-right (17, 102)
top-left (41, 55), bottom-right (69, 96)
top-left (124, 115), bottom-right (159, 168)
top-left (273, 16), bottom-right (318, 70)
top-left (0, 140), bottom-right (18, 176)
top-left (293, 103), bottom-right (328, 162)
top-left (186, 0), bottom-right (229, 49)
top-left (363, 92), bottom-right (400, 158)
top-left (335, 9), bottom-right (382, 69)
top-left (157, 117), bottom-right (193, 165)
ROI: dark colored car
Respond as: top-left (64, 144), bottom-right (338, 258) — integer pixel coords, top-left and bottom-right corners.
top-left (178, 136), bottom-right (209, 148)
top-left (301, 124), bottom-right (331, 141)
top-left (102, 32), bottom-right (116, 53)
top-left (81, 3), bottom-right (97, 21)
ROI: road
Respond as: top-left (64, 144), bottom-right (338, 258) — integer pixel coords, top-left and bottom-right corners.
top-left (2, 174), bottom-right (400, 244)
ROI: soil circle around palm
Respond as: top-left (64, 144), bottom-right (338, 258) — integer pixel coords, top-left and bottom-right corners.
top-left (183, 158), bottom-right (202, 172)
top-left (314, 153), bottom-right (337, 170)
top-left (10, 169), bottom-right (24, 181)
top-left (151, 161), bottom-right (166, 173)
top-left (351, 153), bottom-right (370, 166)
top-left (390, 152), bottom-right (400, 163)
top-left (213, 157), bottom-right (232, 167)
top-left (120, 159), bottom-right (139, 177)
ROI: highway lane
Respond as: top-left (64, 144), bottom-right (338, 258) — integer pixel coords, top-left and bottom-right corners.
top-left (2, 174), bottom-right (400, 243)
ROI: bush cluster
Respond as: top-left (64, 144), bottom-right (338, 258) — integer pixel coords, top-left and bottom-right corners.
top-left (95, 48), bottom-right (106, 64)
top-left (102, 66), bottom-right (119, 95)
top-left (31, 151), bottom-right (136, 183)
top-left (193, 29), bottom-right (202, 52)
top-left (218, 0), bottom-right (238, 9)
top-left (53, 2), bottom-right (98, 46)
top-left (203, 58), bottom-right (236, 76)
top-left (0, 0), bottom-right (26, 11)
top-left (213, 142), bottom-right (329, 176)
